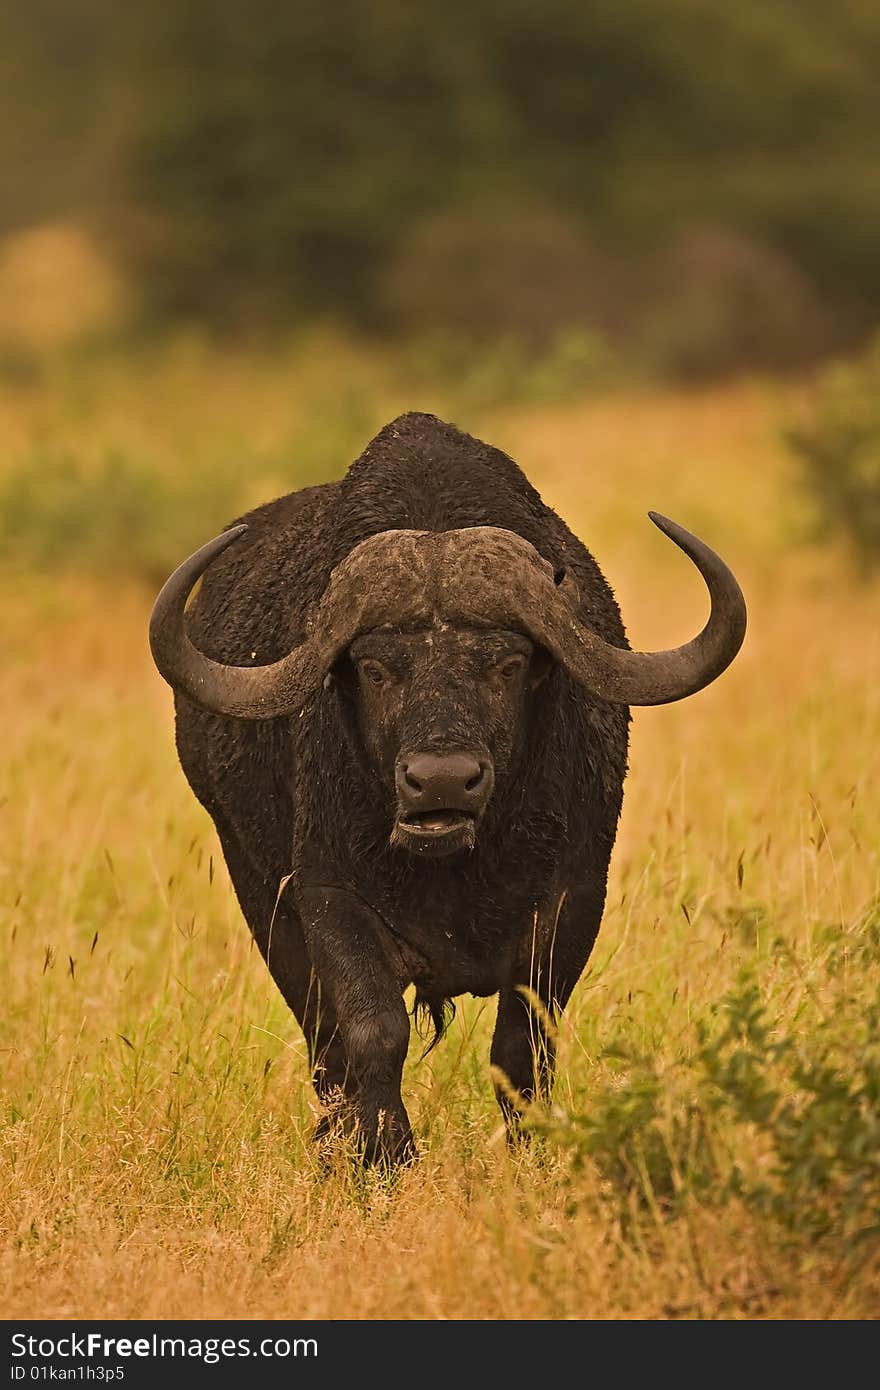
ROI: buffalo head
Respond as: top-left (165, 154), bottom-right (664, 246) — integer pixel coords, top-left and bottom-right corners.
top-left (149, 518), bottom-right (746, 856)
top-left (341, 623), bottom-right (551, 855)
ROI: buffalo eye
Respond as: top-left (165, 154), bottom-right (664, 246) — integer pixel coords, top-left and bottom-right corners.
top-left (497, 654), bottom-right (527, 681)
top-left (358, 658), bottom-right (390, 688)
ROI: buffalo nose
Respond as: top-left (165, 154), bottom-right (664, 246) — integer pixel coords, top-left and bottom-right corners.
top-left (396, 752), bottom-right (494, 816)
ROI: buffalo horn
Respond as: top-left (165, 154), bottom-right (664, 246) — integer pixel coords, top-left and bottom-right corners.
top-left (532, 512), bottom-right (747, 706)
top-left (149, 515), bottom-right (746, 717)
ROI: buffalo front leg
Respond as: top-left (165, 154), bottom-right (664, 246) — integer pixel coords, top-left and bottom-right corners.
top-left (299, 886), bottom-right (414, 1166)
top-left (490, 878), bottom-right (607, 1135)
top-left (210, 819), bottom-right (352, 1116)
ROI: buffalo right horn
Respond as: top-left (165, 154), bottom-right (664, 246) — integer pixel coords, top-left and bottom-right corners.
top-left (429, 517), bottom-right (747, 706)
top-left (433, 515), bottom-right (745, 706)
top-left (148, 524), bottom-right (436, 718)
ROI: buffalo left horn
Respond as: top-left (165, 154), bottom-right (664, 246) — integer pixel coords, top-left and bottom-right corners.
top-left (390, 517), bottom-right (747, 707)
top-left (511, 512), bottom-right (747, 706)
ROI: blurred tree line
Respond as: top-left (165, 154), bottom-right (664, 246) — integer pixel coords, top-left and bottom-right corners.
top-left (2, 0), bottom-right (879, 362)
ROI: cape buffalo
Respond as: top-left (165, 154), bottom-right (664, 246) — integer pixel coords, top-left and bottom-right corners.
top-left (149, 412), bottom-right (746, 1164)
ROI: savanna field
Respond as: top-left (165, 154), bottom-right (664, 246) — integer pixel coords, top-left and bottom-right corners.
top-left (1, 339), bottom-right (878, 1320)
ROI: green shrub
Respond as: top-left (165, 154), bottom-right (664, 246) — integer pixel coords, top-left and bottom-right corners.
top-left (786, 334), bottom-right (880, 572)
top-left (0, 389), bottom-right (380, 582)
top-left (0, 448), bottom-right (240, 584)
top-left (531, 952), bottom-right (880, 1249)
top-left (697, 975), bottom-right (880, 1243)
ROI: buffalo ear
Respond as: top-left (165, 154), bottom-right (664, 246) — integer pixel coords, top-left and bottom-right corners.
top-left (326, 651), bottom-right (358, 701)
top-left (553, 566), bottom-right (580, 611)
top-left (528, 646), bottom-right (555, 690)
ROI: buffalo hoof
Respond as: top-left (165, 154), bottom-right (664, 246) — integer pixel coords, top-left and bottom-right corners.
top-left (313, 1096), bottom-right (416, 1169)
top-left (357, 1103), bottom-right (417, 1168)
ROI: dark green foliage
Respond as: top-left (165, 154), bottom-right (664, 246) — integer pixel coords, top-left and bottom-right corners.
top-left (786, 334), bottom-right (880, 571)
top-left (2, 2), bottom-right (879, 347)
top-left (124, 1), bottom-right (880, 335)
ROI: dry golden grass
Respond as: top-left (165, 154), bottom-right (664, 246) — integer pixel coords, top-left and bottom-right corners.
top-left (1, 351), bottom-right (878, 1320)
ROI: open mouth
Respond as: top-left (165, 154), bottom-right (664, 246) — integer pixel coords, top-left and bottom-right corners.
top-left (393, 808), bottom-right (477, 854)
top-left (401, 809), bottom-right (474, 835)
